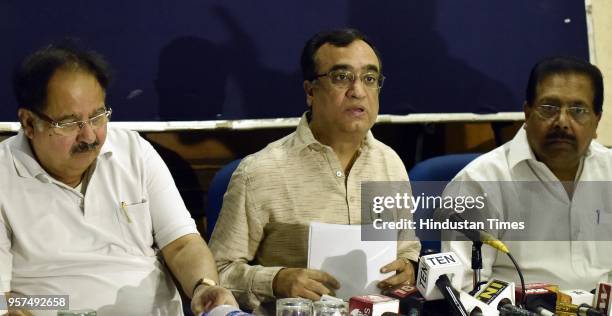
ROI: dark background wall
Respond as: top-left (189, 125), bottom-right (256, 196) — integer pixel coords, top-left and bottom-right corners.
top-left (1, 0), bottom-right (588, 121)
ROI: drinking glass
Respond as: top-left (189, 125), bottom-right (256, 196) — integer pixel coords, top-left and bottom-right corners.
top-left (276, 298), bottom-right (312, 316)
top-left (313, 300), bottom-right (348, 316)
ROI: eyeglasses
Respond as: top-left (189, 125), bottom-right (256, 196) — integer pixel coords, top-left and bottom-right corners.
top-left (33, 108), bottom-right (112, 136)
top-left (534, 104), bottom-right (593, 124)
top-left (313, 69), bottom-right (385, 89)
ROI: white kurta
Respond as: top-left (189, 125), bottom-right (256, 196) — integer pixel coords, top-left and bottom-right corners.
top-left (442, 127), bottom-right (612, 291)
top-left (0, 128), bottom-right (198, 315)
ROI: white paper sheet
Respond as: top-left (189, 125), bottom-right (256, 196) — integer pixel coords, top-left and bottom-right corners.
top-left (307, 222), bottom-right (397, 299)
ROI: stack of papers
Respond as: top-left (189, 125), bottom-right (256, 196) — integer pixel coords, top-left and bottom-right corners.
top-left (307, 222), bottom-right (397, 299)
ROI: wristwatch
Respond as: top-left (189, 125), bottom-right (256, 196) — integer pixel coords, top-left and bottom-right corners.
top-left (192, 277), bottom-right (217, 296)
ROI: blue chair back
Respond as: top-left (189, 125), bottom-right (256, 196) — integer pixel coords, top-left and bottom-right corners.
top-left (206, 159), bottom-right (241, 239)
top-left (408, 153), bottom-right (481, 254)
top-left (409, 153), bottom-right (481, 182)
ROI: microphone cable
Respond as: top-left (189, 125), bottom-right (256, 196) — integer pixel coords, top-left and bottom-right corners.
top-left (507, 252), bottom-right (526, 308)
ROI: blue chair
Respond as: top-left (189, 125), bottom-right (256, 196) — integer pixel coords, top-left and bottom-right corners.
top-left (409, 153), bottom-right (481, 182)
top-left (183, 160), bottom-right (241, 316)
top-left (408, 153), bottom-right (481, 254)
top-left (206, 159), bottom-right (242, 239)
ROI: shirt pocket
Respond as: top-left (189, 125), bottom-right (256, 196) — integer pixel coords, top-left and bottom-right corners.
top-left (117, 199), bottom-right (154, 256)
top-left (589, 209), bottom-right (612, 241)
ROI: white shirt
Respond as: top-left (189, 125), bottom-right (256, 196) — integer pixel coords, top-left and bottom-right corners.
top-left (442, 127), bottom-right (612, 291)
top-left (0, 128), bottom-right (198, 315)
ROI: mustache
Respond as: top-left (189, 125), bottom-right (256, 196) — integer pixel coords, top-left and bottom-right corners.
top-left (545, 130), bottom-right (576, 142)
top-left (71, 140), bottom-right (100, 154)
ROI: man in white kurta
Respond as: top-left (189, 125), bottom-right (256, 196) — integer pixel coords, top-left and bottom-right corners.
top-left (442, 56), bottom-right (612, 291)
top-left (1, 128), bottom-right (196, 314)
top-left (1, 43), bottom-right (236, 315)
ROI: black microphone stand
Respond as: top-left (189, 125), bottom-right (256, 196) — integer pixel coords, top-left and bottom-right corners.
top-left (469, 241), bottom-right (484, 295)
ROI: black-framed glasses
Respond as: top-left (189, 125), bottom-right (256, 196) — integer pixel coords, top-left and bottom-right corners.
top-left (313, 69), bottom-right (385, 89)
top-left (32, 108), bottom-right (112, 136)
top-left (534, 104), bottom-right (593, 124)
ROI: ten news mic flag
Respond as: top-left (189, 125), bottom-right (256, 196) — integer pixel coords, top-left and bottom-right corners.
top-left (417, 252), bottom-right (465, 301)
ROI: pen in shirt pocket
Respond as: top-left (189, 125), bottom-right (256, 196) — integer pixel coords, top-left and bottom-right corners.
top-left (596, 209), bottom-right (601, 224)
top-left (119, 199), bottom-right (147, 223)
top-left (120, 201), bottom-right (132, 223)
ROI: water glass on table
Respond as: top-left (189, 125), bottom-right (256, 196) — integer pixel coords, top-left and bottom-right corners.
top-left (276, 298), bottom-right (312, 316)
top-left (313, 300), bottom-right (347, 316)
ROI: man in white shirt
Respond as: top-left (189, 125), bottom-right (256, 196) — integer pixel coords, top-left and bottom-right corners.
top-left (1, 43), bottom-right (236, 315)
top-left (442, 56), bottom-right (612, 291)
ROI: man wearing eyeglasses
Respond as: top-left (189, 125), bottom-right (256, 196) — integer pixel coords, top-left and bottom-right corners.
top-left (441, 56), bottom-right (612, 291)
top-left (209, 28), bottom-right (420, 313)
top-left (0, 44), bottom-right (237, 315)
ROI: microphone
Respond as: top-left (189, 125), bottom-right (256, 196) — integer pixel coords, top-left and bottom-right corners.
top-left (594, 282), bottom-right (612, 316)
top-left (457, 290), bottom-right (498, 315)
top-left (521, 283), bottom-right (604, 315)
top-left (475, 279), bottom-right (516, 314)
top-left (472, 279), bottom-right (537, 316)
top-left (515, 285), bottom-right (557, 316)
top-left (433, 210), bottom-right (509, 254)
top-left (384, 283), bottom-right (453, 315)
top-left (414, 252), bottom-right (534, 316)
top-left (436, 274), bottom-right (469, 316)
top-left (459, 278), bottom-right (535, 316)
top-left (474, 279), bottom-right (515, 308)
top-left (416, 252), bottom-right (465, 301)
top-left (383, 284), bottom-right (426, 315)
top-left (416, 252), bottom-right (468, 315)
top-left (434, 208), bottom-right (522, 300)
top-left (556, 301), bottom-right (605, 316)
top-left (459, 285), bottom-right (535, 316)
top-left (497, 301), bottom-right (537, 316)
top-left (560, 289), bottom-right (594, 306)
top-left (384, 281), bottom-right (499, 316)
